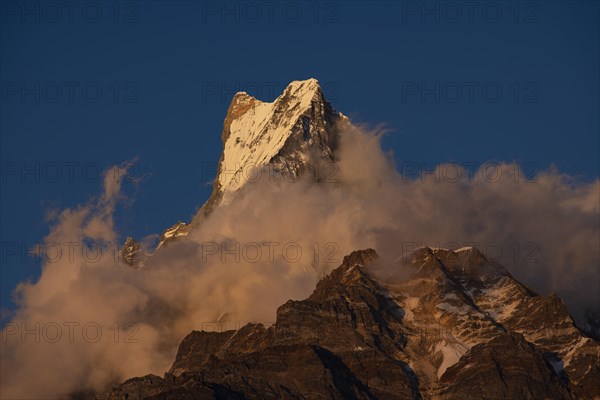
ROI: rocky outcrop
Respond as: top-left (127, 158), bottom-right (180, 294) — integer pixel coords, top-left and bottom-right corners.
top-left (119, 236), bottom-right (147, 268)
top-left (101, 248), bottom-right (599, 399)
top-left (438, 333), bottom-right (573, 399)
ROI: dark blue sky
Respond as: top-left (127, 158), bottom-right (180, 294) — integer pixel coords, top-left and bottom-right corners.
top-left (1, 1), bottom-right (599, 312)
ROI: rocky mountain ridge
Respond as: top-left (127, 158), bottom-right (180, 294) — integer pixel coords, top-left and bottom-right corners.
top-left (101, 247), bottom-right (599, 399)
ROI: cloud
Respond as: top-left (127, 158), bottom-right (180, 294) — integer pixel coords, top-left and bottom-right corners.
top-left (1, 126), bottom-right (598, 398)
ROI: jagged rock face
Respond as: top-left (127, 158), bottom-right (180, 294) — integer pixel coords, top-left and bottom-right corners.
top-left (102, 250), bottom-right (419, 399)
top-left (438, 332), bottom-right (572, 400)
top-left (101, 248), bottom-right (599, 400)
top-left (155, 221), bottom-right (187, 250)
top-left (119, 237), bottom-right (147, 268)
top-left (390, 247), bottom-right (599, 398)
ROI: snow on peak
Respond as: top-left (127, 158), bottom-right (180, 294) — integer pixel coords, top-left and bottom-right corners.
top-left (283, 78), bottom-right (322, 103)
top-left (455, 246), bottom-right (474, 252)
top-left (217, 78), bottom-right (339, 195)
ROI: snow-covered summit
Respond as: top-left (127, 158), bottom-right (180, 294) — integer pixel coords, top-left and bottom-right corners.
top-left (217, 78), bottom-right (344, 195)
top-left (146, 79), bottom-right (347, 248)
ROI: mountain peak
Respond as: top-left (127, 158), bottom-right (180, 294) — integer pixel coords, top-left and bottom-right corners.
top-left (138, 79), bottom-right (346, 251)
top-left (216, 78), bottom-right (338, 195)
top-left (185, 78), bottom-right (345, 231)
top-left (281, 78), bottom-right (322, 100)
top-left (228, 78), bottom-right (321, 112)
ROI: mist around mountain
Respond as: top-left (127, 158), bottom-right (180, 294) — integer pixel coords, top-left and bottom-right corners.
top-left (1, 79), bottom-right (598, 399)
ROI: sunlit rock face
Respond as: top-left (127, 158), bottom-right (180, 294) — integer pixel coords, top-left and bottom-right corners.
top-left (191, 78), bottom-right (345, 223)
